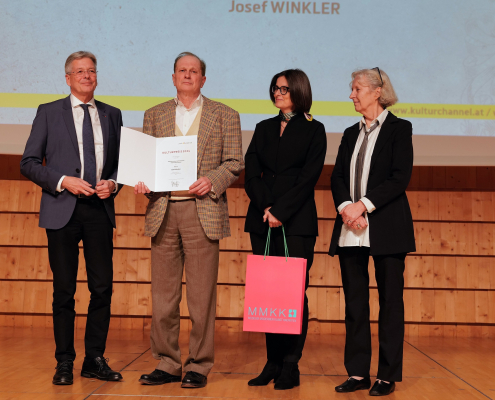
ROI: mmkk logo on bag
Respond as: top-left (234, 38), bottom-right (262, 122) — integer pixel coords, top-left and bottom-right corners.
top-left (247, 307), bottom-right (298, 320)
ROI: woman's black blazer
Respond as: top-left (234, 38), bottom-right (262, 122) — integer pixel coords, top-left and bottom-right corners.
top-left (328, 112), bottom-right (416, 256)
top-left (244, 113), bottom-right (327, 236)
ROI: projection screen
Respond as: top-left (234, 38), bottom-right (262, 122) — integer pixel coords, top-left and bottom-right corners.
top-left (1, 0), bottom-right (495, 164)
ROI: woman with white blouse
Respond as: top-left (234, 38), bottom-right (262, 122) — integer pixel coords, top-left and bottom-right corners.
top-left (328, 68), bottom-right (415, 397)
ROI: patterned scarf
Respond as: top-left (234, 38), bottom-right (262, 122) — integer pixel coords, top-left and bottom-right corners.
top-left (278, 110), bottom-right (298, 122)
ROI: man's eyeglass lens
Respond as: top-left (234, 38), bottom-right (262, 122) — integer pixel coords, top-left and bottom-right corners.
top-left (272, 85), bottom-right (289, 95)
top-left (71, 70), bottom-right (97, 77)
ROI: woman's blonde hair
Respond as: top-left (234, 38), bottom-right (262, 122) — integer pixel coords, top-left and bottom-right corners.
top-left (351, 68), bottom-right (398, 108)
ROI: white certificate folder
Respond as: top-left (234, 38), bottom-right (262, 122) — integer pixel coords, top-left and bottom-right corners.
top-left (117, 127), bottom-right (197, 192)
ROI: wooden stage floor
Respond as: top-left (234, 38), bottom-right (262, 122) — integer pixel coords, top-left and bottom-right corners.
top-left (0, 328), bottom-right (494, 400)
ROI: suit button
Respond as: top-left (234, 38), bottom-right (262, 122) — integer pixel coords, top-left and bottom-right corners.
top-left (76, 168), bottom-right (80, 173)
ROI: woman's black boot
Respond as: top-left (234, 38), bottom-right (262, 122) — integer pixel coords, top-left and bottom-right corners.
top-left (248, 361), bottom-right (282, 386)
top-left (274, 362), bottom-right (300, 390)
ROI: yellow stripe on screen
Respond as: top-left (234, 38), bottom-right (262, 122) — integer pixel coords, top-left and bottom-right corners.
top-left (0, 93), bottom-right (494, 120)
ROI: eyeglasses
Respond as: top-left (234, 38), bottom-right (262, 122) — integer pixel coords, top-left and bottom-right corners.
top-left (67, 69), bottom-right (98, 78)
top-left (271, 85), bottom-right (290, 95)
top-left (372, 67), bottom-right (383, 86)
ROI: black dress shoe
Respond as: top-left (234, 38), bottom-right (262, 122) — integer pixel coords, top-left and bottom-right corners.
top-left (181, 371), bottom-right (207, 388)
top-left (81, 357), bottom-right (122, 381)
top-left (369, 381), bottom-right (396, 396)
top-left (139, 369), bottom-right (181, 385)
top-left (335, 377), bottom-right (371, 392)
top-left (248, 361), bottom-right (282, 386)
top-left (274, 362), bottom-right (300, 390)
top-left (53, 360), bottom-right (74, 385)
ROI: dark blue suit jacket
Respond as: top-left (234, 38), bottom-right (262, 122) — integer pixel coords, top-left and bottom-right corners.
top-left (20, 95), bottom-right (122, 229)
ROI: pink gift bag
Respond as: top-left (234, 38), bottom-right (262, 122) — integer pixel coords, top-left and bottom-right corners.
top-left (243, 227), bottom-right (307, 334)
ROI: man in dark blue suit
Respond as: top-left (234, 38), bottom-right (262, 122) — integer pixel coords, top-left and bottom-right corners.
top-left (21, 51), bottom-right (123, 385)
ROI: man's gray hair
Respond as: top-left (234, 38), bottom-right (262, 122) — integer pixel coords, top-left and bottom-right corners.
top-left (173, 52), bottom-right (206, 76)
top-left (65, 51), bottom-right (97, 74)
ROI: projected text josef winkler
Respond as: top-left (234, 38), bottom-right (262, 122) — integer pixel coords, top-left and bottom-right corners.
top-left (229, 1), bottom-right (340, 14)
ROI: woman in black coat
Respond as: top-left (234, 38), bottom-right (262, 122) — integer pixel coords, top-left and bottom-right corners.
top-left (329, 68), bottom-right (415, 397)
top-left (244, 69), bottom-right (327, 390)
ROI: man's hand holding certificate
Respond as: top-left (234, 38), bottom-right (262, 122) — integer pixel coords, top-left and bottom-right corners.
top-left (117, 127), bottom-right (198, 192)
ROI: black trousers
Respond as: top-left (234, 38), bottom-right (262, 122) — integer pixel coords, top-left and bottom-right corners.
top-left (46, 198), bottom-right (114, 362)
top-left (250, 230), bottom-right (316, 364)
top-left (337, 246), bottom-right (406, 382)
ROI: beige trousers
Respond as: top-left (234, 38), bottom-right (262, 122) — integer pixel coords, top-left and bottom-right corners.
top-left (150, 200), bottom-right (219, 376)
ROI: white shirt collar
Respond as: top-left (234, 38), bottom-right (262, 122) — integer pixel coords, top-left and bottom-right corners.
top-left (70, 93), bottom-right (96, 108)
top-left (174, 93), bottom-right (202, 111)
top-left (359, 108), bottom-right (389, 131)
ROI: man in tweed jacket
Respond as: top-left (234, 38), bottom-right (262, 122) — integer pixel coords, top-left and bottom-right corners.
top-left (135, 52), bottom-right (244, 388)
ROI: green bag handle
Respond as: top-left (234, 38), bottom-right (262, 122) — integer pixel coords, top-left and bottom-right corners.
top-left (263, 225), bottom-right (290, 261)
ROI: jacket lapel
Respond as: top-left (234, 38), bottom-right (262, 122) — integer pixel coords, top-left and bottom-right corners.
top-left (159, 100), bottom-right (177, 138)
top-left (269, 115), bottom-right (280, 138)
top-left (262, 116), bottom-right (280, 173)
top-left (95, 100), bottom-right (109, 167)
top-left (369, 112), bottom-right (397, 171)
top-left (280, 113), bottom-right (304, 140)
top-left (62, 96), bottom-right (80, 157)
top-left (347, 123), bottom-right (361, 155)
top-left (197, 97), bottom-right (216, 170)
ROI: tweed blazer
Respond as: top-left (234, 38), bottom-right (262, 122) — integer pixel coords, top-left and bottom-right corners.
top-left (142, 96), bottom-right (244, 239)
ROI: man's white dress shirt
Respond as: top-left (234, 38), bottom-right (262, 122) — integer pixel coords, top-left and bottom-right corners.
top-left (57, 94), bottom-right (116, 192)
top-left (174, 94), bottom-right (202, 135)
top-left (172, 93), bottom-right (216, 195)
top-left (338, 109), bottom-right (389, 247)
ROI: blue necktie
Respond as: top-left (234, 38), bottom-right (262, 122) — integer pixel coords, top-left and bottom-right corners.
top-left (80, 104), bottom-right (97, 188)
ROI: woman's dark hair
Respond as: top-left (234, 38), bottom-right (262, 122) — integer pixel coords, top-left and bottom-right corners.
top-left (269, 69), bottom-right (312, 113)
